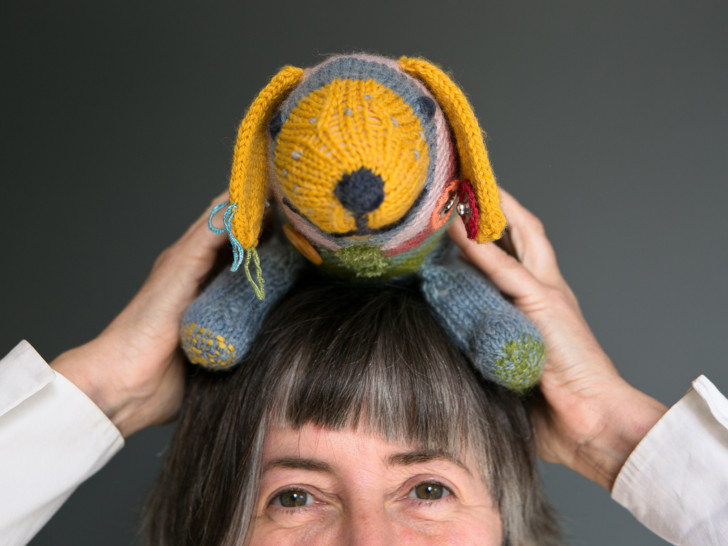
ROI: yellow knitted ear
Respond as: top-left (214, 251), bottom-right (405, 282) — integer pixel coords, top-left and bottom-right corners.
top-left (229, 65), bottom-right (303, 249)
top-left (398, 56), bottom-right (506, 243)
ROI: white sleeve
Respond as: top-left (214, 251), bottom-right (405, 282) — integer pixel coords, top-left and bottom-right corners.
top-left (612, 375), bottom-right (728, 546)
top-left (0, 341), bottom-right (124, 546)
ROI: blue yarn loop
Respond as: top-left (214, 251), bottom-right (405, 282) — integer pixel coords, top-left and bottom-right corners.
top-left (207, 201), bottom-right (228, 234)
top-left (208, 201), bottom-right (266, 300)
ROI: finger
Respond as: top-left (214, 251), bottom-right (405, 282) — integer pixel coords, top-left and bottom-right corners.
top-left (203, 189), bottom-right (233, 233)
top-left (113, 192), bottom-right (231, 329)
top-left (498, 188), bottom-right (564, 288)
top-left (177, 190), bottom-right (230, 252)
top-left (448, 218), bottom-right (546, 301)
top-left (154, 191), bottom-right (230, 280)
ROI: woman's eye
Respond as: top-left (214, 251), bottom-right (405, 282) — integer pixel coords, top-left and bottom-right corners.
top-left (274, 489), bottom-right (313, 508)
top-left (409, 481), bottom-right (452, 501)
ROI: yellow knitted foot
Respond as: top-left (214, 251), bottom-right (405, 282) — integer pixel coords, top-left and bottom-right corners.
top-left (180, 323), bottom-right (238, 371)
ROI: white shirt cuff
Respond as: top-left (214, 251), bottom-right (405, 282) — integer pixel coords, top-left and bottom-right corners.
top-left (612, 375), bottom-right (728, 545)
top-left (0, 341), bottom-right (125, 545)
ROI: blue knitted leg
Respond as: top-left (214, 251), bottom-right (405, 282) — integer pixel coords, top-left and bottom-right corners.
top-left (420, 260), bottom-right (545, 392)
top-left (180, 238), bottom-right (304, 370)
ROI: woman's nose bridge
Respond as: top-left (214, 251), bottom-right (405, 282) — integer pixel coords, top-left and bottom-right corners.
top-left (344, 503), bottom-right (396, 545)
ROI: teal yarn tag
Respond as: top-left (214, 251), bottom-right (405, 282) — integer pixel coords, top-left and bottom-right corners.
top-left (208, 201), bottom-right (266, 300)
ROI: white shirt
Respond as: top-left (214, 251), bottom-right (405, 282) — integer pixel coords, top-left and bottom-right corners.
top-left (1, 340), bottom-right (727, 545)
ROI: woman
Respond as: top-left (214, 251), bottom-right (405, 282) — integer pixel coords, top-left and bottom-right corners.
top-left (1, 191), bottom-right (726, 545)
top-left (143, 274), bottom-right (561, 544)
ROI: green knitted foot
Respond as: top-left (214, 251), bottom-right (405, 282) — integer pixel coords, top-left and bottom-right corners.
top-left (493, 335), bottom-right (545, 393)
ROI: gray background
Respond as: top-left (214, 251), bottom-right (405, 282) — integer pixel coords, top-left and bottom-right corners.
top-left (2, 1), bottom-right (727, 544)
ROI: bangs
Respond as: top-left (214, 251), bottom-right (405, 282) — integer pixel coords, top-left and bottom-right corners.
top-left (257, 275), bottom-right (516, 490)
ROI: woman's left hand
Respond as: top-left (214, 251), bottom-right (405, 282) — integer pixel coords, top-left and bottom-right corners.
top-left (449, 189), bottom-right (667, 490)
top-left (51, 193), bottom-right (228, 438)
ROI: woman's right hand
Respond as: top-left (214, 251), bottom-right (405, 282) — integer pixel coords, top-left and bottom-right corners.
top-left (449, 189), bottom-right (667, 491)
top-left (50, 193), bottom-right (229, 438)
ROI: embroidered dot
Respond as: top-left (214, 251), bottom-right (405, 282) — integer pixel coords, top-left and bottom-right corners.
top-left (282, 169), bottom-right (288, 177)
top-left (344, 108), bottom-right (353, 116)
top-left (309, 117), bottom-right (316, 123)
top-left (391, 117), bottom-right (399, 127)
top-left (364, 93), bottom-right (372, 100)
top-left (292, 150), bottom-right (303, 160)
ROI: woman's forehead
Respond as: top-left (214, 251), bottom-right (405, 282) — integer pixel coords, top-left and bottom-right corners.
top-left (261, 423), bottom-right (475, 475)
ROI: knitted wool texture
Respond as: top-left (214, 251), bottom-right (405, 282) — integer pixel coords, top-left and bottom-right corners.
top-left (229, 65), bottom-right (303, 250)
top-left (273, 78), bottom-right (429, 234)
top-left (420, 259), bottom-right (545, 391)
top-left (398, 57), bottom-right (504, 244)
top-left (180, 53), bottom-right (545, 391)
top-left (181, 240), bottom-right (303, 370)
top-left (223, 54), bottom-right (506, 278)
top-left (269, 54), bottom-right (457, 278)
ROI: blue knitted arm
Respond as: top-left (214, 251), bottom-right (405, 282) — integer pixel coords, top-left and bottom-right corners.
top-left (180, 237), bottom-right (304, 370)
top-left (420, 259), bottom-right (545, 392)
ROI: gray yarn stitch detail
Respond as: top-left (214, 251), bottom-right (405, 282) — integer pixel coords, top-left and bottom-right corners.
top-left (419, 259), bottom-right (545, 389)
top-left (272, 56), bottom-right (440, 247)
top-left (180, 237), bottom-right (305, 369)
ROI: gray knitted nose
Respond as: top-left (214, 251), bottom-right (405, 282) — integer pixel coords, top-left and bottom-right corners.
top-left (334, 167), bottom-right (385, 216)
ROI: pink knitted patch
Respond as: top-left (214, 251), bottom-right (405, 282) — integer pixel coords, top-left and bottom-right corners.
top-left (458, 180), bottom-right (479, 240)
top-left (384, 228), bottom-right (432, 257)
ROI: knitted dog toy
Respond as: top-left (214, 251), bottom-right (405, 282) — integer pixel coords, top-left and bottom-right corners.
top-left (181, 53), bottom-right (545, 392)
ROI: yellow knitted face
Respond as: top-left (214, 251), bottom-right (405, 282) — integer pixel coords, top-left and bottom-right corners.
top-left (272, 78), bottom-right (429, 234)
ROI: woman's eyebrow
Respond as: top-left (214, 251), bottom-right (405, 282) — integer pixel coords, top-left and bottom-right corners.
top-left (386, 450), bottom-right (471, 475)
top-left (263, 457), bottom-right (333, 473)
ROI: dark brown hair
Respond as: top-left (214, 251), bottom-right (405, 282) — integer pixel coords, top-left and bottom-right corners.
top-left (143, 274), bottom-right (562, 545)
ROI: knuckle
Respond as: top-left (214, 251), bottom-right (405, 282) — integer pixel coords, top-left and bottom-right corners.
top-left (492, 245), bottom-right (520, 269)
top-left (153, 246), bottom-right (177, 270)
top-left (527, 214), bottom-right (546, 235)
top-left (209, 193), bottom-right (228, 209)
top-left (544, 286), bottom-right (570, 307)
top-left (153, 248), bottom-right (169, 267)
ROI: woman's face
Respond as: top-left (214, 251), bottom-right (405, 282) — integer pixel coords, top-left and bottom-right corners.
top-left (249, 423), bottom-right (502, 545)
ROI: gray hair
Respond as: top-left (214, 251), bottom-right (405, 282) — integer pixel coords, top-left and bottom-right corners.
top-left (144, 274), bottom-right (562, 545)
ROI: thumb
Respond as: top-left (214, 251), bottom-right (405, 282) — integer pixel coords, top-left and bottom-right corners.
top-left (448, 218), bottom-right (546, 302)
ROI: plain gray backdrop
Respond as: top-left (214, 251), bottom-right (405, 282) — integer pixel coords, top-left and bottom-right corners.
top-left (2, 1), bottom-right (727, 544)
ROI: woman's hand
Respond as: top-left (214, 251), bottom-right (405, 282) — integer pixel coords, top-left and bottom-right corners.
top-left (51, 193), bottom-right (228, 438)
top-left (449, 189), bottom-right (667, 491)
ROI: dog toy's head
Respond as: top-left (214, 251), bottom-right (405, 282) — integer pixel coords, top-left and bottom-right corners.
top-left (220, 54), bottom-right (506, 293)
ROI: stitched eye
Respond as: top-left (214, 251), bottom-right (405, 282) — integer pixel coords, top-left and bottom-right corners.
top-left (268, 111), bottom-right (284, 139)
top-left (414, 96), bottom-right (436, 120)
